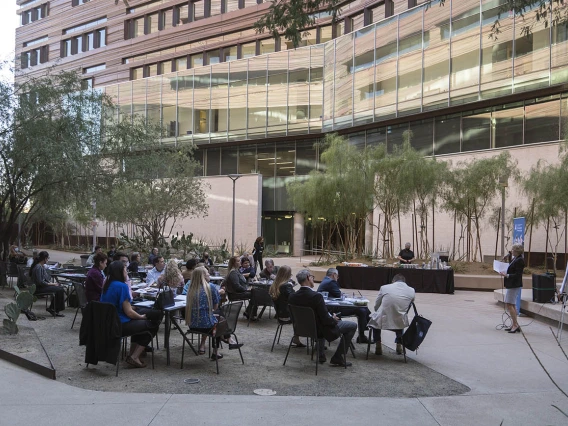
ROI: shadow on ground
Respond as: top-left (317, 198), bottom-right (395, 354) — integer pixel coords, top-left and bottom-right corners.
top-left (0, 288), bottom-right (469, 397)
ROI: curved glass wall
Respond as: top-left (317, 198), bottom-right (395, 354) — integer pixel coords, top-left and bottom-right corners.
top-left (106, 0), bottom-right (568, 144)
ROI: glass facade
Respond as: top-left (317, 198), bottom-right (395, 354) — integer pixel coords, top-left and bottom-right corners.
top-left (105, 0), bottom-right (567, 178)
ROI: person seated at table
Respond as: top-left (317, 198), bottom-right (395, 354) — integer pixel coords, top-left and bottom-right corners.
top-left (127, 252), bottom-right (141, 275)
top-left (185, 266), bottom-right (225, 359)
top-left (242, 251), bottom-right (255, 270)
top-left (85, 252), bottom-right (108, 303)
top-left (397, 243), bottom-right (415, 264)
top-left (268, 265), bottom-right (305, 348)
top-left (29, 251), bottom-right (66, 317)
top-left (182, 258), bottom-right (197, 290)
top-left (317, 268), bottom-right (373, 344)
top-left (146, 256), bottom-right (165, 287)
top-left (86, 246), bottom-right (102, 267)
top-left (148, 247), bottom-right (159, 265)
top-left (368, 273), bottom-right (415, 356)
top-left (259, 259), bottom-right (279, 280)
top-left (289, 269), bottom-right (357, 367)
top-left (159, 259), bottom-right (184, 293)
top-left (199, 252), bottom-right (214, 267)
top-left (225, 256), bottom-right (257, 319)
top-left (239, 256), bottom-right (256, 280)
top-left (9, 243), bottom-right (27, 264)
top-left (100, 260), bottom-right (162, 368)
top-left (107, 245), bottom-right (117, 260)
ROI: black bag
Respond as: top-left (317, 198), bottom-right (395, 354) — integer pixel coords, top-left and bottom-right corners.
top-left (154, 285), bottom-right (175, 310)
top-left (402, 302), bottom-right (432, 352)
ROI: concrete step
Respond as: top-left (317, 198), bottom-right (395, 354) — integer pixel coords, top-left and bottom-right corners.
top-left (494, 288), bottom-right (568, 326)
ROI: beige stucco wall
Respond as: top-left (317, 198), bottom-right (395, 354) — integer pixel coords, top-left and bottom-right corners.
top-left (170, 174), bottom-right (262, 252)
top-left (371, 142), bottom-right (565, 260)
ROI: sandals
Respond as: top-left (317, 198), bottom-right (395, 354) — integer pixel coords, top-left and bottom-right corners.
top-left (198, 348), bottom-right (206, 355)
top-left (126, 356), bottom-right (147, 368)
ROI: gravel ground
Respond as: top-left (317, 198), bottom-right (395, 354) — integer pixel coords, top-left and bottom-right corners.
top-left (0, 288), bottom-right (469, 397)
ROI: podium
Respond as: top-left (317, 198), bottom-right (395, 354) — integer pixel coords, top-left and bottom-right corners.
top-left (532, 273), bottom-right (556, 303)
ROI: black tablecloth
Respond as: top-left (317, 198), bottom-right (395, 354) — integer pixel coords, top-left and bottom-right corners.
top-left (336, 266), bottom-right (454, 294)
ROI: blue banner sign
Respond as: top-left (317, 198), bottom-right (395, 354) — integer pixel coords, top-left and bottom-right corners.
top-left (513, 217), bottom-right (525, 246)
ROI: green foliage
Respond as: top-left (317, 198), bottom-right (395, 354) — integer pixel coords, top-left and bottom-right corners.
top-left (3, 284), bottom-right (35, 335)
top-left (254, 0), bottom-right (341, 49)
top-left (96, 119), bottom-right (208, 248)
top-left (440, 152), bottom-right (518, 261)
top-left (288, 133), bottom-right (374, 259)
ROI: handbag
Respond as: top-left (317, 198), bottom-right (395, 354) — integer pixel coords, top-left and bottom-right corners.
top-left (402, 302), bottom-right (432, 352)
top-left (154, 284), bottom-right (175, 310)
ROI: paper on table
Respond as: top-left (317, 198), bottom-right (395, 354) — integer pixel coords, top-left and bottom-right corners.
top-left (493, 260), bottom-right (509, 274)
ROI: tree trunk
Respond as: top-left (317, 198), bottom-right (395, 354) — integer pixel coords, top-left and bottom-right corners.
top-left (527, 199), bottom-right (535, 267)
top-left (494, 207), bottom-right (501, 259)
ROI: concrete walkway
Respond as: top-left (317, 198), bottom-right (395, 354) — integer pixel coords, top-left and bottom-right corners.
top-left (3, 250), bottom-right (568, 424)
top-left (2, 290), bottom-right (568, 425)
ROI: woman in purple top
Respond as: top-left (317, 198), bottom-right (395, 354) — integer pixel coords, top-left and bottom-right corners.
top-left (84, 252), bottom-right (108, 303)
top-left (100, 261), bottom-right (159, 368)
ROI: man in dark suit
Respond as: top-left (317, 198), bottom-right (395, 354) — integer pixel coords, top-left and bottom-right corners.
top-left (317, 268), bottom-right (372, 344)
top-left (289, 269), bottom-right (357, 367)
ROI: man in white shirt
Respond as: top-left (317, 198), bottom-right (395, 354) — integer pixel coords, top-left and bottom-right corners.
top-left (146, 256), bottom-right (165, 286)
top-left (368, 274), bottom-right (415, 356)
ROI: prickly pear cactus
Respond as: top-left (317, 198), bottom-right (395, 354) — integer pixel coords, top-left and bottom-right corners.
top-left (3, 284), bottom-right (36, 335)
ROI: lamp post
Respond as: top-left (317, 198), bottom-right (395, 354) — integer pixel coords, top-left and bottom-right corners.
top-left (499, 175), bottom-right (508, 258)
top-left (227, 174), bottom-right (242, 255)
top-left (91, 200), bottom-right (97, 252)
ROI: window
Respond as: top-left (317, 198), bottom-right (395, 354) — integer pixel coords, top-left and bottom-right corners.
top-left (175, 56), bottom-right (187, 70)
top-left (21, 2), bottom-right (49, 26)
top-left (242, 41), bottom-right (256, 58)
top-left (81, 77), bottom-right (94, 90)
top-left (72, 0), bottom-right (91, 6)
top-left (23, 36), bottom-right (48, 47)
top-left (148, 13), bottom-right (159, 34)
top-left (192, 0), bottom-right (205, 21)
top-left (83, 63), bottom-right (106, 74)
top-left (21, 46), bottom-right (49, 68)
top-left (132, 67), bottom-right (144, 80)
top-left (160, 61), bottom-right (172, 74)
top-left (206, 49), bottom-right (220, 65)
top-left (190, 53), bottom-right (203, 68)
top-left (62, 27), bottom-right (106, 57)
top-left (259, 39), bottom-right (274, 54)
top-left (176, 4), bottom-right (190, 25)
top-left (64, 17), bottom-right (107, 35)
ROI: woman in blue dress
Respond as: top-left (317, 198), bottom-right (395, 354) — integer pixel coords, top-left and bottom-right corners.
top-left (100, 260), bottom-right (160, 368)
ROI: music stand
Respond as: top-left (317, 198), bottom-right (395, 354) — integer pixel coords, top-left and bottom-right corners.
top-left (556, 263), bottom-right (568, 343)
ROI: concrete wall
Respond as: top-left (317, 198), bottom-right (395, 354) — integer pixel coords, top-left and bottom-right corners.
top-left (82, 174), bottom-right (262, 253)
top-left (371, 142), bottom-right (565, 260)
top-left (170, 174), bottom-right (262, 252)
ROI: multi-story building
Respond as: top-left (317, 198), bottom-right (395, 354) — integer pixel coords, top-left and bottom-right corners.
top-left (15, 0), bottom-right (568, 258)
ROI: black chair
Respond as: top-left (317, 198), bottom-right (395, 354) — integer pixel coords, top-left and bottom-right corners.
top-left (284, 305), bottom-right (347, 375)
top-left (181, 301), bottom-right (244, 374)
top-left (71, 282), bottom-right (88, 330)
top-left (271, 304), bottom-right (292, 352)
top-left (0, 261), bottom-right (8, 288)
top-left (7, 262), bottom-right (19, 287)
top-left (85, 302), bottom-right (155, 377)
top-left (365, 326), bottom-right (407, 363)
top-left (247, 287), bottom-right (273, 327)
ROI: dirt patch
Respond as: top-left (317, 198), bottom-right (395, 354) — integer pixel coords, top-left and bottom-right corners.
top-left (0, 288), bottom-right (469, 397)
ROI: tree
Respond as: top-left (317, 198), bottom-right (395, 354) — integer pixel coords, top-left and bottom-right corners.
top-left (440, 153), bottom-right (518, 262)
top-left (287, 133), bottom-right (374, 259)
top-left (522, 154), bottom-right (568, 274)
top-left (0, 69), bottom-right (114, 259)
top-left (95, 114), bottom-right (208, 248)
top-left (254, 0), bottom-right (342, 49)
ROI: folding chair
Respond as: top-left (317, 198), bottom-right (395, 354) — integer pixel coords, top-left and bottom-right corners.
top-left (71, 282), bottom-right (88, 329)
top-left (284, 304), bottom-right (347, 375)
top-left (247, 287), bottom-right (273, 327)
